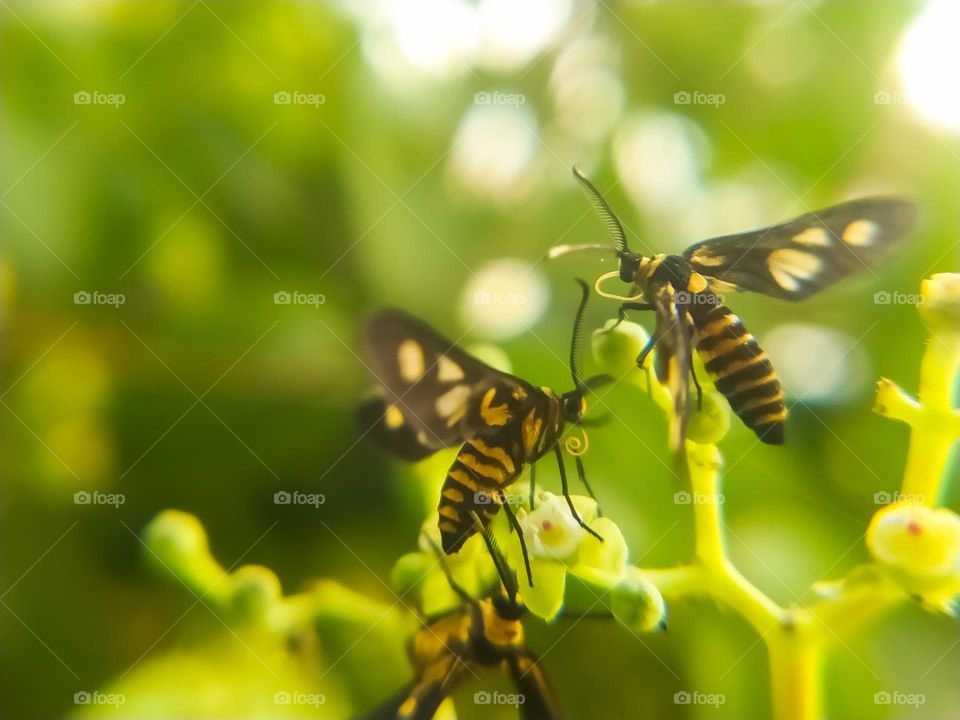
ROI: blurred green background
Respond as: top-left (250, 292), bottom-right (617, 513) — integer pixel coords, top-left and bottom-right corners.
top-left (2, 1), bottom-right (959, 718)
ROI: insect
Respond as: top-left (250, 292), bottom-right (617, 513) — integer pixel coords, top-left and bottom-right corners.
top-left (359, 281), bottom-right (604, 586)
top-left (554, 166), bottom-right (917, 451)
top-left (360, 517), bottom-right (564, 720)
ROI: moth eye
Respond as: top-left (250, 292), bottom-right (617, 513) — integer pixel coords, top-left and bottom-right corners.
top-left (767, 248), bottom-right (822, 292)
top-left (437, 355), bottom-right (465, 382)
top-left (397, 340), bottom-right (426, 382)
top-left (842, 219), bottom-right (878, 247)
top-left (793, 227), bottom-right (831, 247)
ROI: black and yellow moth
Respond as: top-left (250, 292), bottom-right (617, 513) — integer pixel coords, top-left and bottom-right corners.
top-left (359, 281), bottom-right (603, 585)
top-left (359, 519), bottom-right (564, 720)
top-left (556, 166), bottom-right (917, 452)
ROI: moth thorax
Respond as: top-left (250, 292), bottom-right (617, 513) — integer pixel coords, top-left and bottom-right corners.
top-left (638, 254), bottom-right (664, 284)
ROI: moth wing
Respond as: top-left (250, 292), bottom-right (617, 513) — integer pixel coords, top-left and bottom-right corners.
top-left (684, 197), bottom-right (916, 300)
top-left (508, 653), bottom-right (566, 720)
top-left (362, 310), bottom-right (517, 454)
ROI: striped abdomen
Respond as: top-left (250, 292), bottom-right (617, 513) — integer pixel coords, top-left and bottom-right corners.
top-left (437, 437), bottom-right (522, 553)
top-left (693, 305), bottom-right (786, 444)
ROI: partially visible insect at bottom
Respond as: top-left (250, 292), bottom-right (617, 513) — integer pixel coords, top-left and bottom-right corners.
top-left (358, 514), bottom-right (566, 720)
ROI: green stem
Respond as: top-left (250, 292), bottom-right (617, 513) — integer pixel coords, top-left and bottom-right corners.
top-left (768, 622), bottom-right (822, 720)
top-left (899, 330), bottom-right (960, 504)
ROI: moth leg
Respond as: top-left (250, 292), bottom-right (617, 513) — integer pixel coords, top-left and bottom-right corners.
top-left (555, 445), bottom-right (603, 542)
top-left (690, 351), bottom-right (703, 410)
top-left (575, 455), bottom-right (601, 517)
top-left (528, 463), bottom-right (537, 511)
top-left (602, 302), bottom-right (653, 334)
top-left (501, 491), bottom-right (534, 587)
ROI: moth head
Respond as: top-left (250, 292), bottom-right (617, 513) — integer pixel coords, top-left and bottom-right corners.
top-left (492, 594), bottom-right (525, 621)
top-left (616, 249), bottom-right (641, 283)
top-left (561, 390), bottom-right (587, 424)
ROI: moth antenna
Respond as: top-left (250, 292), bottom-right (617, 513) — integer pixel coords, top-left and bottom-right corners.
top-left (470, 511), bottom-right (519, 603)
top-left (548, 243), bottom-right (617, 260)
top-left (570, 278), bottom-right (591, 392)
top-left (571, 165), bottom-right (630, 254)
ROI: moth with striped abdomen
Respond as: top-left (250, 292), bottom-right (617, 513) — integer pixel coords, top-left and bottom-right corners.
top-left (359, 280), bottom-right (604, 585)
top-left (554, 166), bottom-right (917, 451)
top-left (359, 517), bottom-right (565, 720)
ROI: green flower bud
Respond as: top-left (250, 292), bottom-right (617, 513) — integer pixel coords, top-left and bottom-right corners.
top-left (686, 387), bottom-right (731, 445)
top-left (867, 504), bottom-right (960, 611)
top-left (592, 320), bottom-right (649, 377)
top-left (230, 565), bottom-right (282, 622)
top-left (390, 552), bottom-right (433, 598)
top-left (611, 569), bottom-right (667, 633)
top-left (143, 510), bottom-right (228, 601)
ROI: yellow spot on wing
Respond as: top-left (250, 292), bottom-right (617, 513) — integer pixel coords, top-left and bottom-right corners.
top-left (690, 249), bottom-right (726, 267)
top-left (480, 387), bottom-right (511, 426)
top-left (398, 340), bottom-right (425, 382)
top-left (793, 227), bottom-right (831, 247)
top-left (437, 355), bottom-right (465, 381)
top-left (439, 505), bottom-right (460, 520)
top-left (436, 385), bottom-right (471, 420)
top-left (842, 219), bottom-right (877, 247)
top-left (384, 404), bottom-right (404, 429)
top-left (767, 248), bottom-right (822, 292)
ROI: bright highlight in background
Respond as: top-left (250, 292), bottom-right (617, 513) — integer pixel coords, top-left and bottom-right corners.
top-left (460, 259), bottom-right (549, 340)
top-left (898, 0), bottom-right (960, 132)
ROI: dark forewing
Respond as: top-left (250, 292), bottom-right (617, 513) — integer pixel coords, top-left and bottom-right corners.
top-left (508, 654), bottom-right (566, 720)
top-left (651, 282), bottom-right (692, 453)
top-left (683, 197), bottom-right (916, 300)
top-left (363, 310), bottom-right (513, 453)
top-left (360, 656), bottom-right (467, 720)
